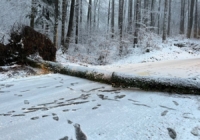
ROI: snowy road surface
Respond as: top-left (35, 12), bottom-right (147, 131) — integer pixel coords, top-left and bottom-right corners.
top-left (0, 74), bottom-right (200, 140)
top-left (98, 58), bottom-right (200, 79)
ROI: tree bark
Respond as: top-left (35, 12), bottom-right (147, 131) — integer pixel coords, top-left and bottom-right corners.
top-left (150, 0), bottom-right (156, 32)
top-left (107, 0), bottom-right (111, 33)
top-left (180, 0), bottom-right (185, 34)
top-left (193, 0), bottom-right (198, 38)
top-left (53, 0), bottom-right (59, 48)
top-left (143, 0), bottom-right (149, 28)
top-left (87, 0), bottom-right (92, 34)
top-left (26, 58), bottom-right (200, 95)
top-left (187, 0), bottom-right (195, 38)
top-left (30, 0), bottom-right (37, 28)
top-left (97, 1), bottom-right (100, 30)
top-left (127, 0), bottom-right (133, 34)
top-left (79, 0), bottom-right (83, 43)
top-left (61, 0), bottom-right (68, 46)
top-left (75, 0), bottom-right (79, 44)
top-left (64, 0), bottom-right (75, 53)
top-left (118, 0), bottom-right (124, 39)
top-left (111, 72), bottom-right (200, 95)
top-left (167, 0), bottom-right (171, 36)
top-left (118, 0), bottom-right (124, 56)
top-left (157, 0), bottom-right (161, 34)
top-left (111, 0), bottom-right (115, 38)
top-left (162, 0), bottom-right (168, 42)
top-left (45, 9), bottom-right (50, 36)
top-left (134, 0), bottom-right (141, 46)
top-left (93, 0), bottom-right (99, 32)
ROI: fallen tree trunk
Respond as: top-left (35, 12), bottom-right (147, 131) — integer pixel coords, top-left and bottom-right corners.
top-left (27, 58), bottom-right (200, 95)
top-left (111, 72), bottom-right (200, 95)
top-left (26, 58), bottom-right (112, 84)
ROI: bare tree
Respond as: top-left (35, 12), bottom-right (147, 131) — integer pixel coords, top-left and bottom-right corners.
top-left (93, 0), bottom-right (99, 31)
top-left (53, 0), bottom-right (59, 48)
top-left (30, 0), bottom-right (37, 28)
top-left (193, 0), bottom-right (198, 38)
top-left (187, 0), bottom-right (195, 38)
top-left (75, 0), bottom-right (79, 44)
top-left (118, 0), bottom-right (124, 39)
top-left (157, 0), bottom-right (161, 34)
top-left (111, 0), bottom-right (115, 38)
top-left (150, 0), bottom-right (156, 32)
top-left (128, 0), bottom-right (133, 34)
top-left (187, 0), bottom-right (190, 37)
top-left (118, 0), bottom-right (124, 55)
top-left (61, 0), bottom-right (68, 46)
top-left (64, 0), bottom-right (75, 53)
top-left (180, 0), bottom-right (185, 34)
top-left (122, 0), bottom-right (127, 33)
top-left (79, 0), bottom-right (83, 43)
top-left (107, 0), bottom-right (111, 33)
top-left (134, 0), bottom-right (141, 46)
top-left (167, 0), bottom-right (171, 36)
top-left (97, 0), bottom-right (101, 30)
top-left (87, 0), bottom-right (92, 33)
top-left (162, 0), bottom-right (168, 42)
top-left (143, 0), bottom-right (149, 28)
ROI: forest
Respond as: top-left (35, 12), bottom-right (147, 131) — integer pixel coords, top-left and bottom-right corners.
top-left (28, 0), bottom-right (199, 46)
top-left (0, 0), bottom-right (199, 65)
top-left (0, 1), bottom-right (200, 140)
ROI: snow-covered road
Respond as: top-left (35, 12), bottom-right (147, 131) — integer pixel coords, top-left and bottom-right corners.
top-left (98, 58), bottom-right (200, 79)
top-left (0, 74), bottom-right (200, 140)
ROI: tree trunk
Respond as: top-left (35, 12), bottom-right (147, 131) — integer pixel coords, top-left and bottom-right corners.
top-left (79, 0), bottom-right (83, 43)
top-left (143, 0), bottom-right (149, 28)
top-left (193, 0), bottom-right (198, 38)
top-left (180, 0), bottom-right (185, 34)
top-left (111, 0), bottom-right (115, 38)
top-left (27, 58), bottom-right (200, 95)
top-left (123, 0), bottom-right (127, 33)
top-left (118, 0), bottom-right (124, 38)
top-left (198, 4), bottom-right (200, 38)
top-left (53, 0), bottom-right (59, 48)
top-left (97, 1), bottom-right (100, 31)
top-left (157, 0), bottom-right (161, 34)
top-left (93, 0), bottom-right (99, 32)
top-left (167, 0), bottom-right (171, 36)
top-left (61, 0), bottom-right (68, 46)
top-left (119, 0), bottom-right (124, 56)
top-left (64, 0), bottom-right (75, 53)
top-left (75, 0), bottom-right (79, 44)
top-left (187, 0), bottom-right (195, 38)
top-left (162, 0), bottom-right (168, 42)
top-left (107, 0), bottom-right (111, 33)
top-left (134, 0), bottom-right (141, 46)
top-left (87, 0), bottom-right (92, 34)
top-left (30, 0), bottom-right (37, 28)
top-left (150, 0), bottom-right (156, 32)
top-left (187, 0), bottom-right (190, 31)
top-left (45, 9), bottom-right (50, 36)
top-left (128, 0), bottom-right (133, 34)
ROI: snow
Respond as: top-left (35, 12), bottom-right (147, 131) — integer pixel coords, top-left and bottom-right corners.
top-left (0, 74), bottom-right (200, 140)
top-left (0, 1), bottom-right (200, 139)
top-left (97, 58), bottom-right (200, 85)
top-left (0, 65), bottom-right (50, 81)
top-left (0, 0), bottom-right (30, 44)
top-left (56, 36), bottom-right (200, 66)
